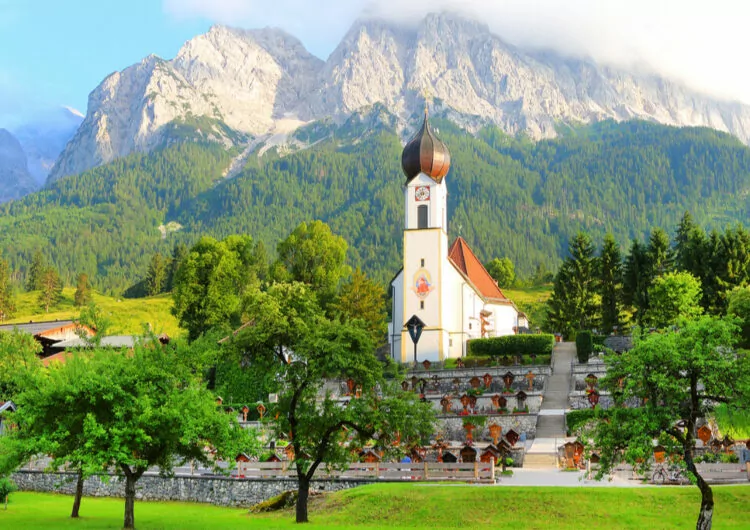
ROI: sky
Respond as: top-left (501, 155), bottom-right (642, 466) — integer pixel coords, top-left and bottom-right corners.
top-left (2, 0), bottom-right (750, 128)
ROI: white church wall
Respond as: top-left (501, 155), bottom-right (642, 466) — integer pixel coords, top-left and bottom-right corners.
top-left (404, 173), bottom-right (447, 230)
top-left (388, 270), bottom-right (404, 361)
top-left (486, 302), bottom-right (519, 336)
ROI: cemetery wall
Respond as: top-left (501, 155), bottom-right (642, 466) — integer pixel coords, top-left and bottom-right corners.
top-left (438, 414), bottom-right (537, 440)
top-left (12, 470), bottom-right (371, 507)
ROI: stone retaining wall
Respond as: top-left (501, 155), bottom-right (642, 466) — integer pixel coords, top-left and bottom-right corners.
top-left (11, 470), bottom-right (371, 507)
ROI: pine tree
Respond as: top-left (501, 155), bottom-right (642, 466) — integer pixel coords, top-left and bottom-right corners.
top-left (146, 253), bottom-right (167, 296)
top-left (166, 243), bottom-right (188, 292)
top-left (74, 273), bottom-right (92, 307)
top-left (0, 258), bottom-right (16, 321)
top-left (646, 227), bottom-right (674, 277)
top-left (26, 250), bottom-right (46, 291)
top-left (599, 233), bottom-right (624, 334)
top-left (547, 232), bottom-right (599, 338)
top-left (38, 267), bottom-right (63, 313)
top-left (623, 240), bottom-right (649, 326)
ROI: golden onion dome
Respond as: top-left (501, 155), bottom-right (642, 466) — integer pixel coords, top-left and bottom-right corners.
top-left (401, 110), bottom-right (451, 183)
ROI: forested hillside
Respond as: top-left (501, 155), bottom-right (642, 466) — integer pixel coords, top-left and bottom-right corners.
top-left (0, 119), bottom-right (749, 293)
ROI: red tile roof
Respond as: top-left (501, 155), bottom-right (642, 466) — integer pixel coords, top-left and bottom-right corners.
top-left (448, 237), bottom-right (509, 302)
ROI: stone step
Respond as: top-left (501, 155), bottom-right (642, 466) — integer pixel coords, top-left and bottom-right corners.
top-left (523, 453), bottom-right (558, 469)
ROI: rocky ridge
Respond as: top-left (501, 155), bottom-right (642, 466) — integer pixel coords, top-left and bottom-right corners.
top-left (48, 13), bottom-right (750, 182)
top-left (0, 129), bottom-right (38, 203)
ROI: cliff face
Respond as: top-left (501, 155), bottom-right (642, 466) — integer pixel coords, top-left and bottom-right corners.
top-left (48, 13), bottom-right (750, 182)
top-left (0, 129), bottom-right (37, 203)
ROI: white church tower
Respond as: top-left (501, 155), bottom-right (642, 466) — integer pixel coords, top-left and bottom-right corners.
top-left (389, 108), bottom-right (525, 364)
top-left (392, 108), bottom-right (452, 363)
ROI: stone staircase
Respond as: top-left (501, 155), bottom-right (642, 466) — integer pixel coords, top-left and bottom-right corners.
top-left (524, 342), bottom-right (576, 469)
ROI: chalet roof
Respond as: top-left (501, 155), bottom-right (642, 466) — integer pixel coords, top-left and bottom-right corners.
top-left (54, 335), bottom-right (137, 349)
top-left (41, 351), bottom-right (74, 367)
top-left (0, 320), bottom-right (77, 336)
top-left (0, 401), bottom-right (16, 413)
top-left (448, 237), bottom-right (509, 302)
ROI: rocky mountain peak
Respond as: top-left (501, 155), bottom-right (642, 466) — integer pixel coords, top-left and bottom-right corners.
top-left (45, 12), bottom-right (750, 185)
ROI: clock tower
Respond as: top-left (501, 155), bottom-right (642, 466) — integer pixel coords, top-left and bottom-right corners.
top-left (397, 108), bottom-right (451, 362)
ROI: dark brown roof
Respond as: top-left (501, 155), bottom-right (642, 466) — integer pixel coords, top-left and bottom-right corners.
top-left (448, 237), bottom-right (509, 302)
top-left (401, 110), bottom-right (451, 183)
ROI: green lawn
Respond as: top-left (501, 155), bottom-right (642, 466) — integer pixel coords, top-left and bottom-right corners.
top-left (5, 288), bottom-right (181, 337)
top-left (2, 484), bottom-right (750, 529)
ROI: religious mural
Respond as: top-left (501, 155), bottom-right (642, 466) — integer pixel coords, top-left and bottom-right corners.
top-left (412, 268), bottom-right (436, 299)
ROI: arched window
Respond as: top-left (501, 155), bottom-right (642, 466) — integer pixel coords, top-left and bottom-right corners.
top-left (417, 205), bottom-right (428, 229)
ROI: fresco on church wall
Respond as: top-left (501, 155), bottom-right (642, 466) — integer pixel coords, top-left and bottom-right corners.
top-left (412, 268), bottom-right (436, 299)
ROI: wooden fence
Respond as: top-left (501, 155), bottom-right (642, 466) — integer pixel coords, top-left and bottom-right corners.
top-left (234, 461), bottom-right (496, 482)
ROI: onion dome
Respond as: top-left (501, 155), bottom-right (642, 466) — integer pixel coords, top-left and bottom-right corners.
top-left (401, 109), bottom-right (451, 183)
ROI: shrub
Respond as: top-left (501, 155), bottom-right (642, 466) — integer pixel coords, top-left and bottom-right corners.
top-left (0, 476), bottom-right (16, 508)
top-left (719, 452), bottom-right (739, 464)
top-left (575, 331), bottom-right (593, 363)
top-left (592, 334), bottom-right (606, 350)
top-left (467, 334), bottom-right (554, 359)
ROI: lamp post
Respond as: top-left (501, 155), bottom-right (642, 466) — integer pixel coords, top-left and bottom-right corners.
top-left (405, 314), bottom-right (426, 366)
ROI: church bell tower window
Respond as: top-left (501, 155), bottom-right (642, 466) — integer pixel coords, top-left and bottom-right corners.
top-left (417, 205), bottom-right (428, 229)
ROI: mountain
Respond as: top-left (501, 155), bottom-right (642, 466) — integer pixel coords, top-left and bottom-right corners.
top-left (13, 106), bottom-right (83, 185)
top-left (3, 118), bottom-right (750, 294)
top-left (0, 129), bottom-right (37, 203)
top-left (49, 13), bottom-right (750, 181)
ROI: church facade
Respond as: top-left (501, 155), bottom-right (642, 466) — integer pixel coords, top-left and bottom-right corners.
top-left (388, 111), bottom-right (527, 363)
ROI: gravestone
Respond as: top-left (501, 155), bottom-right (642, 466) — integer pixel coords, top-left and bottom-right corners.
top-left (422, 359), bottom-right (432, 371)
top-left (503, 372), bottom-right (515, 390)
top-left (460, 445), bottom-right (477, 463)
top-left (440, 395), bottom-right (453, 414)
top-left (585, 374), bottom-right (598, 391)
top-left (411, 375), bottom-right (419, 390)
top-left (401, 381), bottom-right (410, 392)
top-left (697, 425), bottom-right (712, 445)
top-left (653, 445), bottom-right (666, 463)
top-left (460, 394), bottom-right (471, 414)
top-left (241, 405), bottom-right (250, 422)
top-left (516, 391), bottom-right (527, 411)
top-left (443, 451), bottom-right (458, 463)
top-left (525, 371), bottom-right (535, 390)
top-left (346, 378), bottom-right (356, 395)
top-left (488, 423), bottom-right (502, 445)
top-left (482, 373), bottom-right (493, 388)
top-left (587, 390), bottom-right (600, 408)
top-left (491, 394), bottom-right (501, 408)
top-left (505, 429), bottom-right (519, 447)
top-left (469, 376), bottom-right (481, 389)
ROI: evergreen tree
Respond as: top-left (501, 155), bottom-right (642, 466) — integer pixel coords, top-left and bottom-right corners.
top-left (599, 233), bottom-right (624, 334)
top-left (73, 273), bottom-right (92, 307)
top-left (716, 225), bottom-right (750, 308)
top-left (37, 267), bottom-right (62, 313)
top-left (26, 250), bottom-right (45, 292)
top-left (646, 227), bottom-right (674, 277)
top-left (146, 253), bottom-right (167, 296)
top-left (547, 232), bottom-right (599, 338)
top-left (166, 243), bottom-right (189, 292)
top-left (623, 240), bottom-right (650, 326)
top-left (0, 258), bottom-right (16, 322)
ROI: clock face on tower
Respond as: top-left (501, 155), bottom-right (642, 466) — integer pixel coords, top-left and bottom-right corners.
top-left (415, 186), bottom-right (430, 202)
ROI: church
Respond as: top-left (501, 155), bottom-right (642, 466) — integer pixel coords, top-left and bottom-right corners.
top-left (388, 110), bottom-right (528, 363)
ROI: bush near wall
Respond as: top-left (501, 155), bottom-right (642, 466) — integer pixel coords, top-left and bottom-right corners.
top-left (467, 334), bottom-right (555, 358)
top-left (575, 331), bottom-right (593, 363)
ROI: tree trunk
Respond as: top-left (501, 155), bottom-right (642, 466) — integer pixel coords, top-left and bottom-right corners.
top-left (122, 466), bottom-right (143, 529)
top-left (296, 475), bottom-right (310, 523)
top-left (685, 448), bottom-right (714, 530)
top-left (70, 469), bottom-right (84, 518)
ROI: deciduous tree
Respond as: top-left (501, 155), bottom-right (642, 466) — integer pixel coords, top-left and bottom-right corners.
top-left (172, 235), bottom-right (260, 340)
top-left (272, 221), bottom-right (350, 308)
top-left (234, 282), bottom-right (435, 523)
top-left (330, 268), bottom-right (387, 346)
top-left (646, 272), bottom-right (703, 329)
top-left (588, 316), bottom-right (750, 530)
top-left (486, 257), bottom-right (515, 288)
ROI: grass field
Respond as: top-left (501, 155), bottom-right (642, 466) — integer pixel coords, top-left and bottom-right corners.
top-left (4, 288), bottom-right (181, 337)
top-left (503, 285), bottom-right (552, 329)
top-left (2, 484), bottom-right (750, 529)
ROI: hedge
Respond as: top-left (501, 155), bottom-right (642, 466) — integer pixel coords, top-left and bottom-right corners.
top-left (467, 334), bottom-right (555, 358)
top-left (575, 330), bottom-right (593, 363)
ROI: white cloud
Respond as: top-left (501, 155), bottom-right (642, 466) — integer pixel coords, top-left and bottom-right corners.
top-left (163, 0), bottom-right (750, 104)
